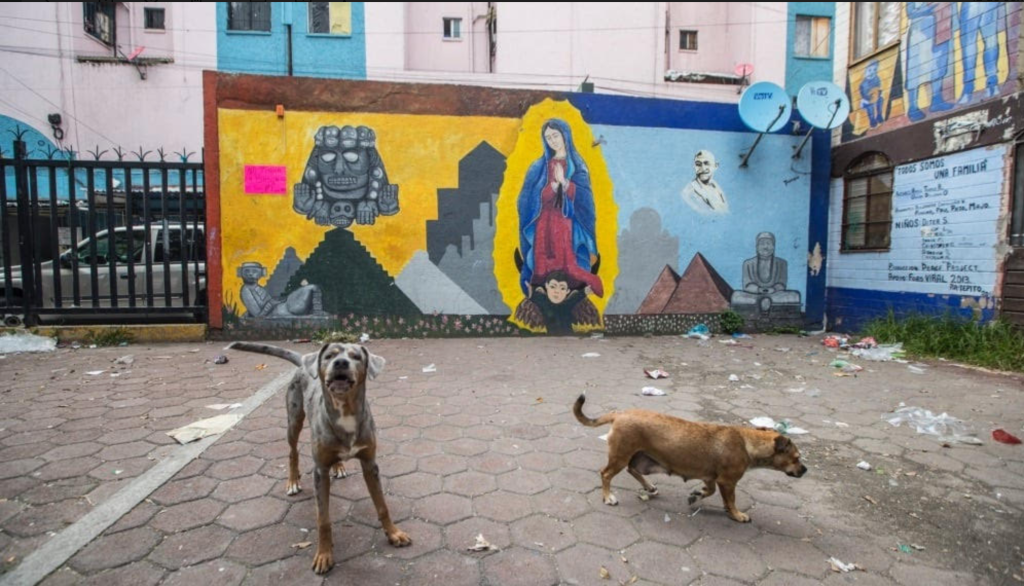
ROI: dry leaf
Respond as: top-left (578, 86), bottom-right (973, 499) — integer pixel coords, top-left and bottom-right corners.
top-left (255, 364), bottom-right (267, 370)
top-left (291, 541), bottom-right (313, 549)
top-left (620, 555), bottom-right (628, 564)
top-left (599, 566), bottom-right (610, 580)
top-left (863, 495), bottom-right (878, 505)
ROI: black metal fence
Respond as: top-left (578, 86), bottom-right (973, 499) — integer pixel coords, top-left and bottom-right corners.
top-left (0, 132), bottom-right (206, 326)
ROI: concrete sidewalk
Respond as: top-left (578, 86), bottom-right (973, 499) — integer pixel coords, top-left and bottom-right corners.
top-left (0, 335), bottom-right (1021, 585)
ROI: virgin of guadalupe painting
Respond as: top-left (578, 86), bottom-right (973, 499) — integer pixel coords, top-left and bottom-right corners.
top-left (513, 119), bottom-right (603, 333)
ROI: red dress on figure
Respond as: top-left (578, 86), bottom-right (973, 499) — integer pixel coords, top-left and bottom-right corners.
top-left (532, 158), bottom-right (604, 297)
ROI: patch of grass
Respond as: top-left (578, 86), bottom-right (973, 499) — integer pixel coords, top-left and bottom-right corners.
top-left (312, 329), bottom-right (358, 344)
top-left (83, 327), bottom-right (134, 347)
top-left (765, 325), bottom-right (802, 335)
top-left (719, 310), bottom-right (745, 335)
top-left (863, 311), bottom-right (1024, 372)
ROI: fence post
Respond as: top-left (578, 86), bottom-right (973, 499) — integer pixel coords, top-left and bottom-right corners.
top-left (13, 139), bottom-right (37, 325)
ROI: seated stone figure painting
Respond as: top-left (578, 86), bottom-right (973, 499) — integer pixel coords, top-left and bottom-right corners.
top-left (730, 232), bottom-right (801, 320)
top-left (238, 261), bottom-right (326, 319)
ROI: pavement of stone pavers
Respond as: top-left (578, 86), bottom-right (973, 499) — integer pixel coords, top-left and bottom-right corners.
top-left (0, 335), bottom-right (1021, 586)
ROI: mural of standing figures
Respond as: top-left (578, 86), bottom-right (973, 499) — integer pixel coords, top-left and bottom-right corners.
top-left (730, 232), bottom-right (801, 318)
top-left (512, 118), bottom-right (605, 333)
top-left (238, 261), bottom-right (327, 319)
top-left (906, 2), bottom-right (955, 121)
top-left (955, 2), bottom-right (1005, 102)
top-left (681, 150), bottom-right (729, 214)
top-left (859, 60), bottom-right (885, 129)
top-left (293, 125), bottom-right (399, 227)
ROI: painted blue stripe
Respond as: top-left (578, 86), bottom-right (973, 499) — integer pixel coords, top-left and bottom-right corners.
top-left (827, 286), bottom-right (996, 331)
top-left (569, 94), bottom-right (749, 132)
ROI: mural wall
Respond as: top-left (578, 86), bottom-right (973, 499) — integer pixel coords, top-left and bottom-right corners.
top-left (207, 74), bottom-right (830, 337)
top-left (827, 144), bottom-right (1009, 330)
top-left (844, 2), bottom-right (1020, 140)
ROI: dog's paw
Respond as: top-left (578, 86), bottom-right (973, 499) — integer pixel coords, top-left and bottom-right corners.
top-left (603, 494), bottom-right (619, 506)
top-left (729, 512), bottom-right (751, 523)
top-left (312, 551), bottom-right (334, 574)
top-left (387, 528), bottom-right (412, 547)
top-left (687, 492), bottom-right (701, 505)
top-left (332, 464), bottom-right (347, 479)
top-left (646, 486), bottom-right (659, 496)
top-left (286, 482), bottom-right (302, 496)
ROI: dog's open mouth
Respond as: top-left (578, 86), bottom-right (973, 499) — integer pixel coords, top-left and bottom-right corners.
top-left (327, 374), bottom-right (353, 393)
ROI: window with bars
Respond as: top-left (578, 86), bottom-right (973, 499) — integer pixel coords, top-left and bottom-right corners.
top-left (795, 15), bottom-right (830, 57)
top-left (679, 30), bottom-right (698, 51)
top-left (228, 2), bottom-right (271, 32)
top-left (309, 2), bottom-right (352, 35)
top-left (843, 153), bottom-right (893, 251)
top-left (83, 2), bottom-right (115, 46)
top-left (852, 2), bottom-right (900, 60)
top-left (443, 17), bottom-right (462, 39)
top-left (144, 7), bottom-right (166, 31)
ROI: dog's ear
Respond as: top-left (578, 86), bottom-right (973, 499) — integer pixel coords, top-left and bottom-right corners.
top-left (362, 346), bottom-right (386, 380)
top-left (774, 434), bottom-right (792, 453)
top-left (313, 343), bottom-right (332, 378)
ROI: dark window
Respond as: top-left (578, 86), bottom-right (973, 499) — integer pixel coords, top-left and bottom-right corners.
top-left (679, 30), bottom-right (698, 51)
top-left (83, 2), bottom-right (115, 46)
top-left (443, 17), bottom-right (462, 39)
top-left (843, 153), bottom-right (893, 251)
top-left (155, 228), bottom-right (205, 263)
top-left (228, 2), bottom-right (271, 32)
top-left (144, 7), bottom-right (165, 30)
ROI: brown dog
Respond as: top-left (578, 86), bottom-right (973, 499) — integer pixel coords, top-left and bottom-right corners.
top-left (573, 393), bottom-right (806, 522)
top-left (230, 342), bottom-right (411, 573)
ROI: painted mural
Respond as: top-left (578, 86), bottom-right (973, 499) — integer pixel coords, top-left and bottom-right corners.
top-left (212, 76), bottom-right (827, 337)
top-left (844, 2), bottom-right (1019, 140)
top-left (494, 105), bottom-right (618, 334)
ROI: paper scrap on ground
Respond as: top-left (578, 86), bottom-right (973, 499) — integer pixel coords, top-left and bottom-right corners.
top-left (644, 368), bottom-right (669, 379)
top-left (598, 433), bottom-right (609, 442)
top-left (0, 333), bottom-right (56, 354)
top-left (167, 414), bottom-right (241, 445)
top-left (86, 370), bottom-right (105, 376)
top-left (857, 461), bottom-right (872, 471)
top-left (641, 387), bottom-right (666, 396)
top-left (467, 533), bottom-right (498, 552)
top-left (206, 403), bottom-right (243, 411)
top-left (829, 557), bottom-right (859, 573)
top-left (749, 417), bottom-right (808, 435)
top-left (582, 353), bottom-right (601, 358)
top-left (422, 364), bottom-right (437, 373)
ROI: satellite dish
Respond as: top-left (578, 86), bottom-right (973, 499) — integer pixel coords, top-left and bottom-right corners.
top-left (738, 82), bottom-right (791, 133)
top-left (796, 81), bottom-right (850, 129)
top-left (734, 63), bottom-right (754, 77)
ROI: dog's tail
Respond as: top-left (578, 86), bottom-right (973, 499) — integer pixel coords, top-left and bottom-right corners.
top-left (573, 393), bottom-right (616, 428)
top-left (226, 342), bottom-right (303, 367)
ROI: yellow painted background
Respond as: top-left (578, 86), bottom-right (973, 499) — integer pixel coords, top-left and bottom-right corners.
top-left (218, 109), bottom-right (520, 304)
top-left (493, 99), bottom-right (619, 330)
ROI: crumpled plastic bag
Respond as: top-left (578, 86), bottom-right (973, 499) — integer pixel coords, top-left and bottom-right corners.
top-left (883, 406), bottom-right (983, 445)
top-left (852, 343), bottom-right (905, 362)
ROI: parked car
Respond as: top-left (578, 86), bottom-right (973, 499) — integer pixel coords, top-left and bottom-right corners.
top-left (2, 222), bottom-right (206, 321)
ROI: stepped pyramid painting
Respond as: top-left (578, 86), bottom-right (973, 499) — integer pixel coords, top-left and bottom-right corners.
top-left (426, 142), bottom-right (509, 315)
top-left (285, 229), bottom-right (420, 316)
top-left (637, 253), bottom-right (733, 314)
top-left (265, 247), bottom-right (304, 299)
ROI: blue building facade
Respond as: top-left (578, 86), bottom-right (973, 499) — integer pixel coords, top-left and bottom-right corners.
top-left (217, 2), bottom-right (366, 79)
